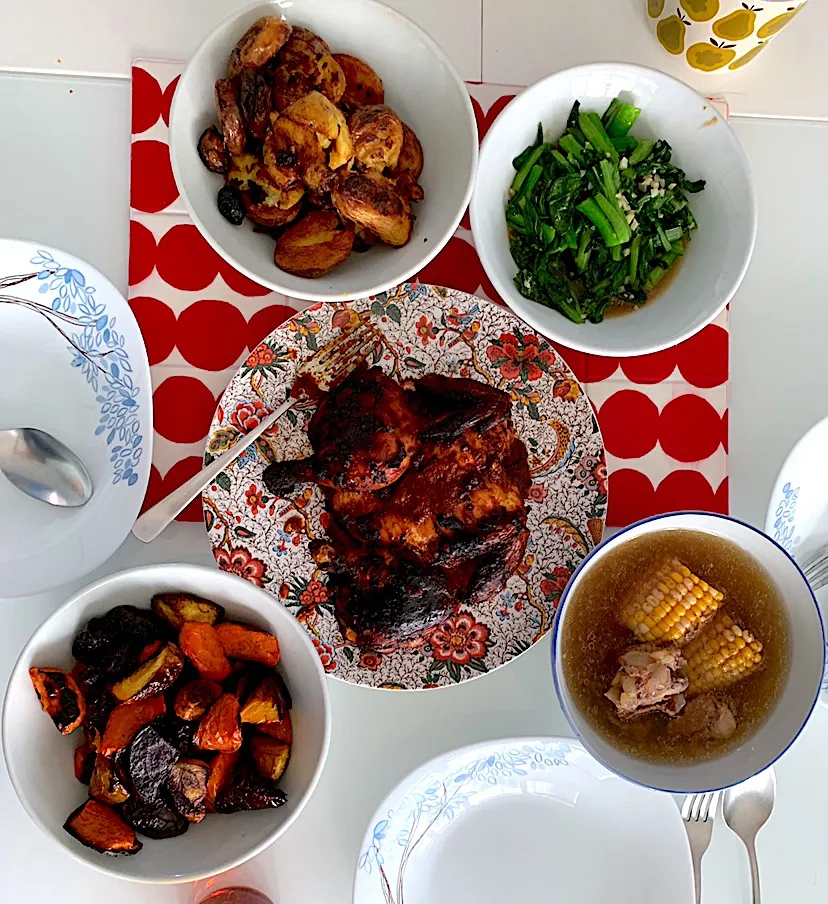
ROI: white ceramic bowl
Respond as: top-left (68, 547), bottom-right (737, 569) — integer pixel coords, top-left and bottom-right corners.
top-left (470, 63), bottom-right (756, 357)
top-left (552, 512), bottom-right (824, 793)
top-left (170, 0), bottom-right (477, 302)
top-left (2, 564), bottom-right (330, 884)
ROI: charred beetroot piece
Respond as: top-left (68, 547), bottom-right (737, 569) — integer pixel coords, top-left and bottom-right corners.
top-left (152, 714), bottom-right (198, 758)
top-left (126, 725), bottom-right (180, 803)
top-left (218, 185), bottom-right (245, 225)
top-left (64, 799), bottom-right (142, 855)
top-left (29, 667), bottom-right (86, 735)
top-left (215, 767), bottom-right (288, 813)
top-left (167, 758), bottom-right (210, 823)
top-left (122, 796), bottom-right (189, 840)
top-left (72, 606), bottom-right (159, 673)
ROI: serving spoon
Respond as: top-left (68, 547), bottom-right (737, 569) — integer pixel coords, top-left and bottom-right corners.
top-left (722, 767), bottom-right (776, 904)
top-left (0, 427), bottom-right (93, 507)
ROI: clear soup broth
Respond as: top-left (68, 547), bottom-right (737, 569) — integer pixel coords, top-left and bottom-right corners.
top-left (560, 529), bottom-right (791, 765)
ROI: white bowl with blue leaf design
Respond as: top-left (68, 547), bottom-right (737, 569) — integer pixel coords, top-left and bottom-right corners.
top-left (0, 239), bottom-right (152, 596)
top-left (354, 737), bottom-right (694, 904)
top-left (765, 414), bottom-right (828, 704)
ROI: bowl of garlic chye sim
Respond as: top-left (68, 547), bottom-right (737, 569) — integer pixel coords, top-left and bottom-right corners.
top-left (551, 512), bottom-right (825, 793)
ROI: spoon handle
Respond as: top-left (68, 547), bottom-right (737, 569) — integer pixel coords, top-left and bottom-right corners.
top-left (747, 839), bottom-right (761, 904)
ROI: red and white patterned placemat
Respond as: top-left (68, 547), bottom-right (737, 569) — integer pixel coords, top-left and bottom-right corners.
top-left (128, 61), bottom-right (728, 527)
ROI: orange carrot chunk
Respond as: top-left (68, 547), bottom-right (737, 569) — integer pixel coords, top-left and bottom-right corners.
top-left (100, 694), bottom-right (166, 756)
top-left (215, 622), bottom-right (281, 667)
top-left (195, 693), bottom-right (242, 752)
top-left (64, 799), bottom-right (142, 855)
top-left (179, 622), bottom-right (232, 682)
top-left (205, 750), bottom-right (240, 812)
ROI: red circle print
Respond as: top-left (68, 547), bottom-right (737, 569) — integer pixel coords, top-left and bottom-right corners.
top-left (599, 390), bottom-right (659, 459)
top-left (654, 470), bottom-right (716, 515)
top-left (620, 347), bottom-right (678, 384)
top-left (417, 236), bottom-right (486, 295)
top-left (156, 224), bottom-right (223, 290)
top-left (659, 395), bottom-right (723, 462)
top-left (131, 67), bottom-right (162, 134)
top-left (584, 354), bottom-right (621, 383)
top-left (676, 324), bottom-right (728, 388)
top-left (153, 376), bottom-right (216, 444)
top-left (162, 457), bottom-right (205, 521)
top-left (721, 409), bottom-right (728, 453)
top-left (219, 260), bottom-right (272, 296)
top-left (714, 477), bottom-right (729, 514)
top-left (607, 469), bottom-right (655, 527)
top-left (128, 296), bottom-right (176, 365)
top-left (247, 304), bottom-right (298, 349)
top-left (131, 140), bottom-right (179, 212)
top-left (161, 75), bottom-right (180, 127)
top-left (128, 220), bottom-right (156, 286)
top-left (177, 300), bottom-right (248, 370)
top-left (553, 345), bottom-right (588, 384)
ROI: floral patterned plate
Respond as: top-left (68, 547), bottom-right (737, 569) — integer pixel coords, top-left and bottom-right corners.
top-left (354, 737), bottom-right (694, 904)
top-left (0, 239), bottom-right (151, 597)
top-left (203, 284), bottom-right (606, 688)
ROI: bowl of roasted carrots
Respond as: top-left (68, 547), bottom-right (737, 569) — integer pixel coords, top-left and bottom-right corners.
top-left (1, 563), bottom-right (330, 883)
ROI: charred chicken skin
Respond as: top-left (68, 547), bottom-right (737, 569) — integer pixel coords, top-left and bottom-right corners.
top-left (263, 367), bottom-right (530, 651)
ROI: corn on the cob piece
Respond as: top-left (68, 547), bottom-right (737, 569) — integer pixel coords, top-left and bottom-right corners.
top-left (618, 558), bottom-right (723, 645)
top-left (683, 613), bottom-right (763, 695)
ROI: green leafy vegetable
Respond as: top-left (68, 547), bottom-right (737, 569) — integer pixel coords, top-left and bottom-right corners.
top-left (506, 96), bottom-right (705, 324)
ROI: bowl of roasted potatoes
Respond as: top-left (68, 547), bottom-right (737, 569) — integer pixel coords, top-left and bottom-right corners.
top-left (169, 0), bottom-right (478, 301)
top-left (2, 563), bottom-right (330, 883)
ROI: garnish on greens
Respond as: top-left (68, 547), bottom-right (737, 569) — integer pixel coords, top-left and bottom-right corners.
top-left (507, 97), bottom-right (705, 324)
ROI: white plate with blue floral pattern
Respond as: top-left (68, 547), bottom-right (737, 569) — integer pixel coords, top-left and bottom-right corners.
top-left (354, 737), bottom-right (693, 904)
top-left (0, 239), bottom-right (151, 596)
top-left (765, 413), bottom-right (828, 704)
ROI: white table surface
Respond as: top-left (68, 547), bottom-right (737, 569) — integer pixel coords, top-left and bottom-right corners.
top-left (2, 2), bottom-right (828, 902)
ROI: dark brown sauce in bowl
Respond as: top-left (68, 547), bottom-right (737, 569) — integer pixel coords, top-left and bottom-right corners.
top-left (559, 529), bottom-right (791, 766)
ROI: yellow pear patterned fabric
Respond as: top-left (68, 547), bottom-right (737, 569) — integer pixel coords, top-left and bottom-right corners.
top-left (649, 1), bottom-right (809, 72)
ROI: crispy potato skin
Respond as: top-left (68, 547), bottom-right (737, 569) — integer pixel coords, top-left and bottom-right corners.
top-left (273, 210), bottom-right (355, 278)
top-left (215, 79), bottom-right (246, 156)
top-left (349, 104), bottom-right (403, 171)
top-left (238, 68), bottom-right (272, 139)
top-left (151, 593), bottom-right (224, 630)
top-left (332, 170), bottom-right (413, 247)
top-left (231, 16), bottom-right (292, 73)
top-left (265, 115), bottom-right (331, 193)
top-left (283, 91), bottom-right (353, 170)
top-left (333, 53), bottom-right (384, 111)
top-left (197, 126), bottom-right (229, 174)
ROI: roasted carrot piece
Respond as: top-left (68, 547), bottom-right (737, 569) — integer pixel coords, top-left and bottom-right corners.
top-left (240, 674), bottom-right (286, 724)
top-left (205, 750), bottom-right (240, 812)
top-left (215, 623), bottom-right (281, 667)
top-left (29, 667), bottom-right (86, 735)
top-left (137, 640), bottom-right (163, 664)
top-left (100, 694), bottom-right (166, 756)
top-left (195, 693), bottom-right (242, 752)
top-left (174, 679), bottom-right (223, 721)
top-left (257, 711), bottom-right (293, 746)
top-left (64, 799), bottom-right (142, 855)
top-left (74, 739), bottom-right (96, 784)
top-left (179, 622), bottom-right (232, 682)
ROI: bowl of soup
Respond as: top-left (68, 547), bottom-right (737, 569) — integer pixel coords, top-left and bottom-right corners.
top-left (552, 512), bottom-right (824, 793)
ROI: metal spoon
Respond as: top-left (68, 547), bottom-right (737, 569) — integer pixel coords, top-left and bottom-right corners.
top-left (723, 767), bottom-right (776, 904)
top-left (0, 427), bottom-right (93, 507)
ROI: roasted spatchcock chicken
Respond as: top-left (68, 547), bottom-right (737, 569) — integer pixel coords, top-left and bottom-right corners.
top-left (197, 17), bottom-right (424, 279)
top-left (263, 367), bottom-right (531, 652)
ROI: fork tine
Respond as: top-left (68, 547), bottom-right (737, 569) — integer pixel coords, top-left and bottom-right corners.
top-left (312, 323), bottom-right (373, 366)
top-left (691, 793), bottom-right (704, 821)
top-left (681, 793), bottom-right (696, 820)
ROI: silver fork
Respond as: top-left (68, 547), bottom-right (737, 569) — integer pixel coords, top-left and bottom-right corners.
top-left (132, 318), bottom-right (379, 543)
top-left (681, 790), bottom-right (721, 904)
top-left (800, 544), bottom-right (828, 592)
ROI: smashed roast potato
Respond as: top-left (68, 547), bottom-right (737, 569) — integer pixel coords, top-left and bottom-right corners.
top-left (174, 678), bottom-right (223, 721)
top-left (197, 16), bottom-right (424, 278)
top-left (64, 799), bottom-right (142, 856)
top-left (332, 170), bottom-right (413, 247)
top-left (151, 592), bottom-right (225, 632)
top-left (282, 91), bottom-right (353, 170)
top-left (349, 104), bottom-right (403, 171)
top-left (29, 667), bottom-right (86, 735)
top-left (89, 754), bottom-right (130, 806)
top-left (230, 16), bottom-right (292, 75)
top-left (198, 125), bottom-right (229, 174)
top-left (265, 114), bottom-right (331, 193)
top-left (40, 598), bottom-right (294, 857)
top-left (215, 78), bottom-right (247, 157)
top-left (167, 758), bottom-right (210, 824)
top-left (251, 736), bottom-right (291, 783)
top-left (273, 210), bottom-right (355, 278)
top-left (333, 53), bottom-right (384, 111)
top-left (110, 643), bottom-right (185, 703)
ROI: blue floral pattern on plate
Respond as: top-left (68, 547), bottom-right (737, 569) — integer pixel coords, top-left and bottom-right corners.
top-left (771, 481), bottom-right (800, 553)
top-left (358, 739), bottom-right (572, 901)
top-left (2, 251), bottom-right (144, 486)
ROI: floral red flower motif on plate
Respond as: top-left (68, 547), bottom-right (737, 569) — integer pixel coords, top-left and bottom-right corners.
top-left (312, 637), bottom-right (337, 672)
top-left (429, 612), bottom-right (490, 666)
top-left (300, 579), bottom-right (329, 606)
top-left (540, 565), bottom-right (573, 603)
top-left (213, 545), bottom-right (268, 587)
top-left (229, 399), bottom-right (274, 434)
top-left (359, 652), bottom-right (382, 671)
top-left (246, 344), bottom-right (276, 368)
top-left (245, 483), bottom-right (266, 516)
top-left (415, 315), bottom-right (438, 346)
top-left (486, 330), bottom-right (554, 382)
